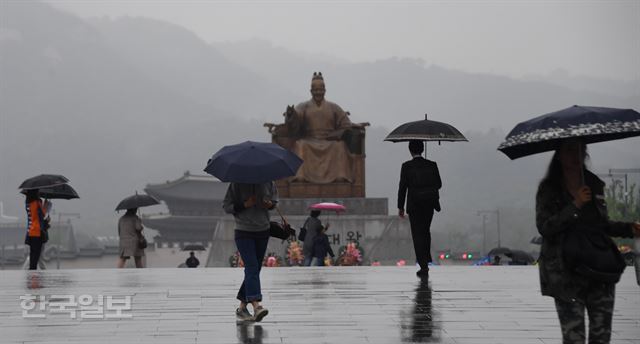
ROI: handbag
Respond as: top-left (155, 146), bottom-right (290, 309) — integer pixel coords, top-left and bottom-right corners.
top-left (269, 207), bottom-right (295, 240)
top-left (563, 225), bottom-right (626, 283)
top-left (298, 218), bottom-right (309, 241)
top-left (137, 230), bottom-right (148, 249)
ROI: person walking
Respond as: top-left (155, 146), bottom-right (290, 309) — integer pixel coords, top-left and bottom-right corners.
top-left (536, 139), bottom-right (640, 344)
top-left (223, 181), bottom-right (277, 323)
top-left (117, 208), bottom-right (145, 268)
top-left (311, 225), bottom-right (334, 266)
top-left (24, 190), bottom-right (49, 270)
top-left (301, 210), bottom-right (324, 266)
top-left (186, 251), bottom-right (200, 268)
top-left (397, 140), bottom-right (442, 279)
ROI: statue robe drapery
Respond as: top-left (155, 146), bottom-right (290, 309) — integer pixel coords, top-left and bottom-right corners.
top-left (288, 99), bottom-right (354, 183)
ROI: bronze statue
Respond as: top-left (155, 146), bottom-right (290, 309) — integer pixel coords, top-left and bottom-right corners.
top-left (265, 72), bottom-right (368, 197)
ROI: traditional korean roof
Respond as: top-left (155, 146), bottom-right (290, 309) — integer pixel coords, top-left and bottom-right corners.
top-left (145, 171), bottom-right (228, 202)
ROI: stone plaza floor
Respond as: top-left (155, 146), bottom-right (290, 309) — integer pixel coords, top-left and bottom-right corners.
top-left (0, 266), bottom-right (638, 344)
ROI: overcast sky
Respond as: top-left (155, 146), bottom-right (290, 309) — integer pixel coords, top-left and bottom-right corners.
top-left (44, 0), bottom-right (640, 81)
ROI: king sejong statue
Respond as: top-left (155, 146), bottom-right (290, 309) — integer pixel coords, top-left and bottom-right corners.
top-left (284, 72), bottom-right (362, 184)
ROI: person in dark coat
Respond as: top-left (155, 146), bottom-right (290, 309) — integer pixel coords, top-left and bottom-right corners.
top-left (536, 139), bottom-right (640, 343)
top-left (312, 225), bottom-right (335, 266)
top-left (301, 210), bottom-right (324, 266)
top-left (397, 140), bottom-right (442, 279)
top-left (185, 251), bottom-right (200, 268)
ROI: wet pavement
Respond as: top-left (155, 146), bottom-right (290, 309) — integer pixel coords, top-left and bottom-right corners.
top-left (0, 266), bottom-right (638, 343)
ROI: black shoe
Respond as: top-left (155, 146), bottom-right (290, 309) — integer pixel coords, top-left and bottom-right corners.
top-left (416, 269), bottom-right (429, 279)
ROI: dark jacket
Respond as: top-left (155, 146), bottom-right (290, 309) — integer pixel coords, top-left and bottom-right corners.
top-left (186, 256), bottom-right (200, 268)
top-left (312, 233), bottom-right (335, 259)
top-left (536, 170), bottom-right (632, 301)
top-left (398, 157), bottom-right (442, 213)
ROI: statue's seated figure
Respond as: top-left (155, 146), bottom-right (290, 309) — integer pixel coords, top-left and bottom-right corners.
top-left (265, 72), bottom-right (368, 198)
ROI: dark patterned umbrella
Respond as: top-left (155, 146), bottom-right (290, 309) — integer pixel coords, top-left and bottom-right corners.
top-left (19, 174), bottom-right (69, 190)
top-left (498, 105), bottom-right (640, 160)
top-left (384, 114), bottom-right (468, 142)
top-left (115, 193), bottom-right (160, 211)
top-left (21, 183), bottom-right (79, 200)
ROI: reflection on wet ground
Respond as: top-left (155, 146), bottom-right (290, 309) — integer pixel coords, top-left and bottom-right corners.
top-left (0, 266), bottom-right (637, 343)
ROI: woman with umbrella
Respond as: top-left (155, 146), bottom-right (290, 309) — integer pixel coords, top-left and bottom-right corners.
top-left (115, 193), bottom-right (158, 269)
top-left (206, 141), bottom-right (302, 324)
top-left (499, 106), bottom-right (640, 343)
top-left (19, 174), bottom-right (71, 270)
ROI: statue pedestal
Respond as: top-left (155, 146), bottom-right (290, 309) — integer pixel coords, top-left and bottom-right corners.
top-left (276, 197), bottom-right (387, 216)
top-left (277, 181), bottom-right (364, 199)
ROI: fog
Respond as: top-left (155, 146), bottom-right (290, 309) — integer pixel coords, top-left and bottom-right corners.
top-left (1, 1), bottom-right (639, 252)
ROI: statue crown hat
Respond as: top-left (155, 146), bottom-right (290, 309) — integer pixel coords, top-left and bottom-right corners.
top-left (312, 72), bottom-right (324, 81)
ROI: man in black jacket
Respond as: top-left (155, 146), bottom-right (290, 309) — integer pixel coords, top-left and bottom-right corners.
top-left (398, 140), bottom-right (442, 279)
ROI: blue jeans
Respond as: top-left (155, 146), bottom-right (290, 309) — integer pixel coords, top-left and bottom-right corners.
top-left (235, 236), bottom-right (269, 302)
top-left (313, 257), bottom-right (325, 266)
top-left (303, 255), bottom-right (313, 267)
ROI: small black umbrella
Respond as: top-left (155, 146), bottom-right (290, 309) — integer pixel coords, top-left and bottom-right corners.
top-left (115, 193), bottom-right (160, 211)
top-left (204, 141), bottom-right (303, 183)
top-left (505, 250), bottom-right (535, 264)
top-left (19, 174), bottom-right (69, 190)
top-left (182, 244), bottom-right (206, 251)
top-left (498, 105), bottom-right (640, 160)
top-left (487, 247), bottom-right (511, 256)
top-left (384, 114), bottom-right (468, 143)
top-left (21, 183), bottom-right (79, 200)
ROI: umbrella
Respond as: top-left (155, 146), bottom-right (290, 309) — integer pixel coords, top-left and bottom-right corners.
top-left (183, 244), bottom-right (206, 251)
top-left (498, 105), bottom-right (640, 160)
top-left (115, 193), bottom-right (160, 211)
top-left (487, 247), bottom-right (511, 256)
top-left (204, 141), bottom-right (303, 183)
top-left (309, 202), bottom-right (346, 213)
top-left (505, 250), bottom-right (535, 264)
top-left (19, 174), bottom-right (69, 190)
top-left (384, 114), bottom-right (468, 142)
top-left (21, 184), bottom-right (79, 200)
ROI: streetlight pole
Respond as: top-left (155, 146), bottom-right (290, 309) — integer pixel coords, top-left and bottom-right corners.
top-left (478, 209), bottom-right (501, 248)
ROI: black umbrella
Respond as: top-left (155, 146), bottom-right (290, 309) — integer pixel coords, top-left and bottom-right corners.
top-left (19, 174), bottom-right (69, 190)
top-left (487, 247), bottom-right (511, 256)
top-left (21, 183), bottom-right (79, 200)
top-left (204, 141), bottom-right (303, 183)
top-left (115, 193), bottom-right (160, 211)
top-left (498, 105), bottom-right (640, 160)
top-left (182, 244), bottom-right (206, 251)
top-left (505, 250), bottom-right (535, 264)
top-left (384, 114), bottom-right (468, 142)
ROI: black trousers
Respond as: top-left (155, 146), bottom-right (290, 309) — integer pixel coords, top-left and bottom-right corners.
top-left (408, 208), bottom-right (434, 270)
top-left (28, 238), bottom-right (44, 270)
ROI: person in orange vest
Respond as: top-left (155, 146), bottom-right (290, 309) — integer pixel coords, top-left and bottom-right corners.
top-left (24, 190), bottom-right (49, 270)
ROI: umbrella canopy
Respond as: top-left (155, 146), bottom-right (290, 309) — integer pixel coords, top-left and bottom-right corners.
top-left (487, 247), bottom-right (511, 256)
top-left (182, 244), bottom-right (206, 251)
top-left (384, 114), bottom-right (468, 142)
top-left (498, 105), bottom-right (640, 160)
top-left (505, 250), bottom-right (536, 264)
top-left (19, 174), bottom-right (69, 190)
top-left (21, 183), bottom-right (79, 200)
top-left (309, 202), bottom-right (346, 213)
top-left (204, 141), bottom-right (303, 184)
top-left (115, 193), bottom-right (160, 211)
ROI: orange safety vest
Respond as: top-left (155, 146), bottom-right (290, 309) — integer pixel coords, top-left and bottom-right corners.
top-left (26, 200), bottom-right (45, 237)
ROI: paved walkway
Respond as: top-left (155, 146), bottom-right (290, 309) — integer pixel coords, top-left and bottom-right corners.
top-left (0, 266), bottom-right (638, 343)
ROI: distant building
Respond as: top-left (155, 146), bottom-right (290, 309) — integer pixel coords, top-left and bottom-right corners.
top-left (143, 171), bottom-right (228, 245)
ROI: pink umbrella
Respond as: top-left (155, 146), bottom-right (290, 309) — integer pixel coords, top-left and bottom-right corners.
top-left (309, 202), bottom-right (346, 213)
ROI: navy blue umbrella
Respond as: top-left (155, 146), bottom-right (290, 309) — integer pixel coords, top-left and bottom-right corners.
top-left (204, 141), bottom-right (303, 183)
top-left (498, 105), bottom-right (640, 160)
